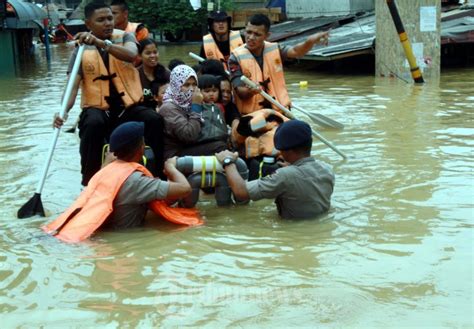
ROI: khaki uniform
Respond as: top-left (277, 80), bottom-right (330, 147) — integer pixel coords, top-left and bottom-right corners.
top-left (246, 157), bottom-right (335, 219)
top-left (108, 172), bottom-right (169, 229)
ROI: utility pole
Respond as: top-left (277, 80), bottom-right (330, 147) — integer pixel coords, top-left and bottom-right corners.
top-left (375, 0), bottom-right (441, 83)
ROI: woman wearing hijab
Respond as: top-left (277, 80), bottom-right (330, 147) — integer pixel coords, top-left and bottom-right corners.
top-left (158, 65), bottom-right (227, 160)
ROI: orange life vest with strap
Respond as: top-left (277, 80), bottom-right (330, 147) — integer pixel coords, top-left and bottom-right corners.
top-left (81, 29), bottom-right (143, 110)
top-left (125, 21), bottom-right (149, 41)
top-left (232, 42), bottom-right (291, 115)
top-left (42, 160), bottom-right (203, 243)
top-left (203, 30), bottom-right (243, 70)
top-left (232, 109), bottom-right (289, 159)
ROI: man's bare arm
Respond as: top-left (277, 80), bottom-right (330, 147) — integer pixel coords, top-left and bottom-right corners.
top-left (287, 31), bottom-right (329, 59)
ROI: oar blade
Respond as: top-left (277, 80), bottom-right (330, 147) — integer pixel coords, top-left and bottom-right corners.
top-left (18, 193), bottom-right (45, 218)
top-left (291, 104), bottom-right (344, 130)
top-left (310, 113), bottom-right (345, 130)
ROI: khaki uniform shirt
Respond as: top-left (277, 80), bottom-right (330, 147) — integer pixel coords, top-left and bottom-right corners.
top-left (246, 157), bottom-right (335, 219)
top-left (108, 171), bottom-right (169, 229)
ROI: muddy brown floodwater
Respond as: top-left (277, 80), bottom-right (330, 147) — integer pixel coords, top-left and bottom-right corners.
top-left (0, 44), bottom-right (472, 327)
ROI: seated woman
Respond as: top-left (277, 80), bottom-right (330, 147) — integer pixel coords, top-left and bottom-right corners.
top-left (158, 65), bottom-right (228, 160)
top-left (137, 38), bottom-right (170, 110)
top-left (219, 76), bottom-right (240, 143)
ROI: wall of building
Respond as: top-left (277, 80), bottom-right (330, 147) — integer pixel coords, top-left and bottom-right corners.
top-left (350, 0), bottom-right (375, 13)
top-left (286, 0), bottom-right (374, 18)
top-left (0, 0), bottom-right (6, 27)
top-left (233, 0), bottom-right (267, 9)
top-left (375, 0), bottom-right (441, 82)
top-left (0, 31), bottom-right (16, 75)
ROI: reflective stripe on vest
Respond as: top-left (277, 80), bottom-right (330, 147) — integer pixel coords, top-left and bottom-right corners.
top-left (232, 41), bottom-right (291, 115)
top-left (203, 30), bottom-right (243, 69)
top-left (81, 29), bottom-right (142, 110)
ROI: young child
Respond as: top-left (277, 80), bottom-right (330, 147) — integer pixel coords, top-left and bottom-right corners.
top-left (195, 74), bottom-right (228, 144)
top-left (153, 82), bottom-right (169, 109)
top-left (219, 76), bottom-right (240, 127)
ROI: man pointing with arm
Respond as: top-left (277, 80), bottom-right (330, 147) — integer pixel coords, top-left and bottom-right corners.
top-left (229, 13), bottom-right (329, 114)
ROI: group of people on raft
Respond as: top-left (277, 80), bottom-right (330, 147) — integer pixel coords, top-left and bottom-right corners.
top-left (47, 0), bottom-right (336, 243)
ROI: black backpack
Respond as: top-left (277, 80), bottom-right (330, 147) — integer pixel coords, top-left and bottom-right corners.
top-left (197, 103), bottom-right (229, 144)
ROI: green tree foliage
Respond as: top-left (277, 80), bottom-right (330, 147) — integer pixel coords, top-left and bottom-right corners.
top-left (74, 0), bottom-right (237, 41)
top-left (128, 0), bottom-right (207, 39)
top-left (208, 0), bottom-right (237, 12)
top-left (127, 0), bottom-right (237, 40)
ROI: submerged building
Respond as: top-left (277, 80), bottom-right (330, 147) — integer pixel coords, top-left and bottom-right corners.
top-left (0, 0), bottom-right (46, 74)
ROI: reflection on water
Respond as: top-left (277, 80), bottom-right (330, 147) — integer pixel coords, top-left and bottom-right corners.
top-left (0, 44), bottom-right (472, 327)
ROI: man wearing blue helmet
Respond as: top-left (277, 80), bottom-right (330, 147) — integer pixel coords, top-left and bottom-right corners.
top-left (216, 120), bottom-right (335, 219)
top-left (43, 121), bottom-right (194, 242)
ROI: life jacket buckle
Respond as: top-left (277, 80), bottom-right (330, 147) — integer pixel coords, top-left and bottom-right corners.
top-left (92, 72), bottom-right (117, 82)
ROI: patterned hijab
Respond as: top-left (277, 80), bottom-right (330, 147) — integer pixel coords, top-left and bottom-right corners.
top-left (163, 65), bottom-right (198, 111)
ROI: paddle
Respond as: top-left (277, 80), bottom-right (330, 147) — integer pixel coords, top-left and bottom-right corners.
top-left (241, 76), bottom-right (347, 159)
top-left (18, 44), bottom-right (85, 218)
top-left (291, 103), bottom-right (344, 130)
top-left (189, 52), bottom-right (343, 130)
top-left (189, 51), bottom-right (206, 63)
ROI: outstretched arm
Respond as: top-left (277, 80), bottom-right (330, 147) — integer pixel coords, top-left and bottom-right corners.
top-left (287, 31), bottom-right (329, 59)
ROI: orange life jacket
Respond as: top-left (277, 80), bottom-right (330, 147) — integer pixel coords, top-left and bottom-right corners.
top-left (125, 22), bottom-right (149, 41)
top-left (203, 30), bottom-right (243, 70)
top-left (232, 109), bottom-right (289, 159)
top-left (81, 29), bottom-right (143, 110)
top-left (42, 160), bottom-right (203, 243)
top-left (232, 42), bottom-right (291, 115)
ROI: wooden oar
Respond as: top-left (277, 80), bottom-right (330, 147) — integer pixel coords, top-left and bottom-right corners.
top-left (241, 76), bottom-right (347, 159)
top-left (291, 103), bottom-right (344, 130)
top-left (18, 44), bottom-right (85, 219)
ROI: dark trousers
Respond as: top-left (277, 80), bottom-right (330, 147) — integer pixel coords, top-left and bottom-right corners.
top-left (78, 105), bottom-right (164, 186)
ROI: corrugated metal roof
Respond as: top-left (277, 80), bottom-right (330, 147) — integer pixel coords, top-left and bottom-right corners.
top-left (441, 16), bottom-right (474, 44)
top-left (268, 15), bottom-right (353, 42)
top-left (275, 8), bottom-right (474, 61)
top-left (278, 13), bottom-right (375, 60)
top-left (6, 0), bottom-right (46, 29)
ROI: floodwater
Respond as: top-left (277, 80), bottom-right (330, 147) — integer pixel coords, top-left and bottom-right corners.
top-left (0, 44), bottom-right (472, 328)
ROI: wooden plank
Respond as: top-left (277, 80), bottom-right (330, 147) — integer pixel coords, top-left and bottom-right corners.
top-left (231, 8), bottom-right (281, 28)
